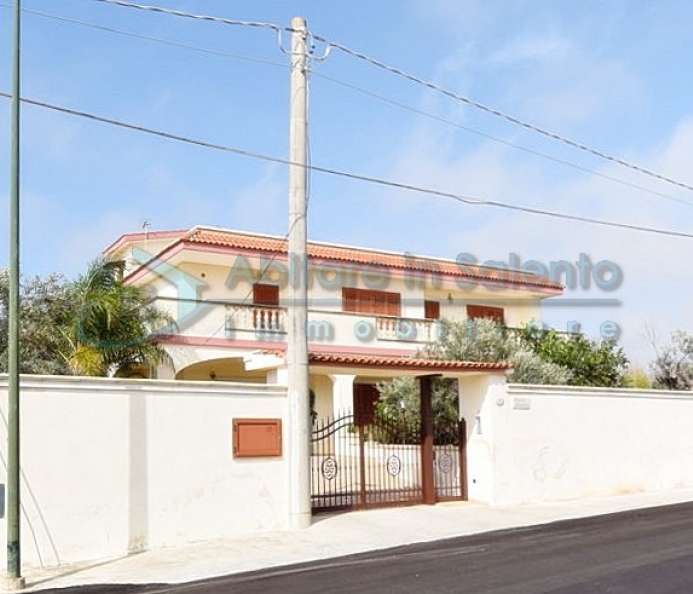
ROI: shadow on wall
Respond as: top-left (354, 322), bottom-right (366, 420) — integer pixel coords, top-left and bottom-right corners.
top-left (0, 407), bottom-right (62, 568)
top-left (128, 393), bottom-right (149, 553)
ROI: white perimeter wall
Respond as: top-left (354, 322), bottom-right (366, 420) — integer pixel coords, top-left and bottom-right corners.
top-left (0, 376), bottom-right (288, 570)
top-left (490, 384), bottom-right (693, 506)
top-left (6, 375), bottom-right (693, 568)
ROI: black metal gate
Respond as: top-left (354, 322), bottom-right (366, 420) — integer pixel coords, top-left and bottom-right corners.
top-left (311, 414), bottom-right (466, 513)
top-left (433, 418), bottom-right (468, 502)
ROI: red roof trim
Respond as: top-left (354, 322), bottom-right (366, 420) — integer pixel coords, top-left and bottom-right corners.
top-left (103, 229), bottom-right (188, 255)
top-left (109, 225), bottom-right (562, 292)
top-left (181, 227), bottom-right (561, 292)
top-left (307, 352), bottom-right (512, 372)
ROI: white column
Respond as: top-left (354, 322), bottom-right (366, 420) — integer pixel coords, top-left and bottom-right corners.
top-left (268, 367), bottom-right (289, 386)
top-left (329, 374), bottom-right (356, 417)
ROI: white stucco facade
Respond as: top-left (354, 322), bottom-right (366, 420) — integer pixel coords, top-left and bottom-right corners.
top-left (104, 226), bottom-right (560, 388)
top-left (5, 376), bottom-right (693, 572)
top-left (0, 376), bottom-right (288, 570)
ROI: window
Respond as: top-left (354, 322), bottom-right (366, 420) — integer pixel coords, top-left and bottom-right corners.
top-left (252, 283), bottom-right (281, 332)
top-left (342, 287), bottom-right (401, 317)
top-left (466, 304), bottom-right (505, 324)
top-left (424, 300), bottom-right (440, 320)
top-left (253, 283), bottom-right (280, 307)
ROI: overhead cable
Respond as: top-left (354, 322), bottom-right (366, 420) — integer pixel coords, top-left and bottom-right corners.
top-left (86, 0), bottom-right (693, 194)
top-left (2, 91), bottom-right (693, 240)
top-left (0, 3), bottom-right (286, 69)
top-left (90, 0), bottom-right (287, 33)
top-left (316, 38), bottom-right (693, 194)
top-left (2, 0), bottom-right (686, 206)
top-left (313, 71), bottom-right (693, 209)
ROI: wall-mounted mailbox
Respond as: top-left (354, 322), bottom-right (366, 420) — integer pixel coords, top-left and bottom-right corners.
top-left (233, 418), bottom-right (282, 457)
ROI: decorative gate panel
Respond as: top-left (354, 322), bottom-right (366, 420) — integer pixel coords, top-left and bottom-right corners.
top-left (311, 414), bottom-right (466, 513)
top-left (311, 413), bottom-right (423, 513)
top-left (433, 418), bottom-right (467, 501)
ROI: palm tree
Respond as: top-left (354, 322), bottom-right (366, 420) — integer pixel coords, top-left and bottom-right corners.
top-left (63, 259), bottom-right (175, 377)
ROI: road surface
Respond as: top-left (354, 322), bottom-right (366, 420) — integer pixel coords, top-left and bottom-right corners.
top-left (40, 501), bottom-right (693, 593)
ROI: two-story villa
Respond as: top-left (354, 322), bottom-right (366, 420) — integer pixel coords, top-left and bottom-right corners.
top-left (105, 225), bottom-right (562, 419)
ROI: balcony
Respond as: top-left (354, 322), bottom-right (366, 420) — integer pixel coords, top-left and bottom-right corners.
top-left (375, 316), bottom-right (438, 343)
top-left (173, 303), bottom-right (441, 349)
top-left (225, 304), bottom-right (285, 335)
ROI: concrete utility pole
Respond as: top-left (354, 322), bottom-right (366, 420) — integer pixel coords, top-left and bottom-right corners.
top-left (287, 16), bottom-right (311, 529)
top-left (6, 0), bottom-right (25, 589)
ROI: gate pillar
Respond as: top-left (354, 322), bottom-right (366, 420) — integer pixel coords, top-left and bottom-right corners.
top-left (329, 374), bottom-right (356, 416)
top-left (419, 374), bottom-right (439, 505)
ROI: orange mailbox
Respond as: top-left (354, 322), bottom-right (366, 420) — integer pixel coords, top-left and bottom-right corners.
top-left (233, 418), bottom-right (283, 458)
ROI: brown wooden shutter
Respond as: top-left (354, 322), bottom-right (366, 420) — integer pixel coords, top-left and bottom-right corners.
top-left (424, 300), bottom-right (440, 320)
top-left (253, 283), bottom-right (280, 307)
top-left (342, 288), bottom-right (401, 317)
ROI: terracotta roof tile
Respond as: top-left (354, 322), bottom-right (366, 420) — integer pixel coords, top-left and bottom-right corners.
top-left (255, 348), bottom-right (510, 372)
top-left (184, 227), bottom-right (561, 291)
top-left (307, 352), bottom-right (511, 372)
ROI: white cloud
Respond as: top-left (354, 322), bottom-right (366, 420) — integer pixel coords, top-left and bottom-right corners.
top-left (380, 65), bottom-right (693, 363)
top-left (489, 34), bottom-right (572, 66)
top-left (409, 0), bottom-right (500, 38)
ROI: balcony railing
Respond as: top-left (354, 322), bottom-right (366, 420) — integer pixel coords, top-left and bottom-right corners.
top-left (226, 304), bottom-right (286, 336)
top-left (376, 316), bottom-right (438, 343)
top-left (217, 303), bottom-right (440, 345)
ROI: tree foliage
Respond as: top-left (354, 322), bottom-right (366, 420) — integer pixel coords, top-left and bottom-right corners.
top-left (63, 259), bottom-right (174, 377)
top-left (650, 330), bottom-right (693, 390)
top-left (0, 270), bottom-right (75, 374)
top-left (376, 318), bottom-right (630, 419)
top-left (376, 377), bottom-right (459, 425)
top-left (426, 318), bottom-right (571, 385)
top-left (1, 260), bottom-right (174, 378)
top-left (377, 318), bottom-right (568, 420)
top-left (518, 325), bottom-right (628, 387)
top-left (622, 366), bottom-right (653, 389)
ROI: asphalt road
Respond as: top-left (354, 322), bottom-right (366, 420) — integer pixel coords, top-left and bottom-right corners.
top-left (41, 501), bottom-right (693, 594)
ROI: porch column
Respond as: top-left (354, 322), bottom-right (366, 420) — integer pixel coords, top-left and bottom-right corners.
top-left (329, 374), bottom-right (356, 417)
top-left (268, 367), bottom-right (289, 386)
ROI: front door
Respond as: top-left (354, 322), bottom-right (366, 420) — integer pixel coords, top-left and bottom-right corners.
top-left (353, 383), bottom-right (380, 425)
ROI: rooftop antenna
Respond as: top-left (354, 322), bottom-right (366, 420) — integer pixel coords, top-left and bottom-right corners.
top-left (140, 218), bottom-right (151, 240)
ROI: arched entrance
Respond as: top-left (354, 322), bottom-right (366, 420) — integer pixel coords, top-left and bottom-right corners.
top-left (175, 357), bottom-right (268, 382)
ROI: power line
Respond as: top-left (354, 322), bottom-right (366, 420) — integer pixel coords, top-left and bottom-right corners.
top-left (84, 0), bottom-right (693, 195)
top-left (7, 2), bottom-right (690, 209)
top-left (317, 38), bottom-right (693, 195)
top-left (312, 70), bottom-right (693, 209)
top-left (90, 0), bottom-right (287, 33)
top-left (0, 3), bottom-right (286, 69)
top-left (3, 90), bottom-right (693, 240)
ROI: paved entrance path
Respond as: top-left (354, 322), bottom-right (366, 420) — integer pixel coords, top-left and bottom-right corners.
top-left (10, 488), bottom-right (693, 592)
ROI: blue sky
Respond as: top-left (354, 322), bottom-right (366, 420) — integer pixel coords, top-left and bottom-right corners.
top-left (2, 0), bottom-right (693, 364)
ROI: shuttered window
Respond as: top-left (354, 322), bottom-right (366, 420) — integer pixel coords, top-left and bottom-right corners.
top-left (424, 300), bottom-right (440, 320)
top-left (253, 283), bottom-right (280, 307)
top-left (342, 288), bottom-right (401, 317)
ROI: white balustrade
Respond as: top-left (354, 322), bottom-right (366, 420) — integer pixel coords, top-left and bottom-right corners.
top-left (226, 304), bottom-right (286, 335)
top-left (376, 317), bottom-right (437, 343)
